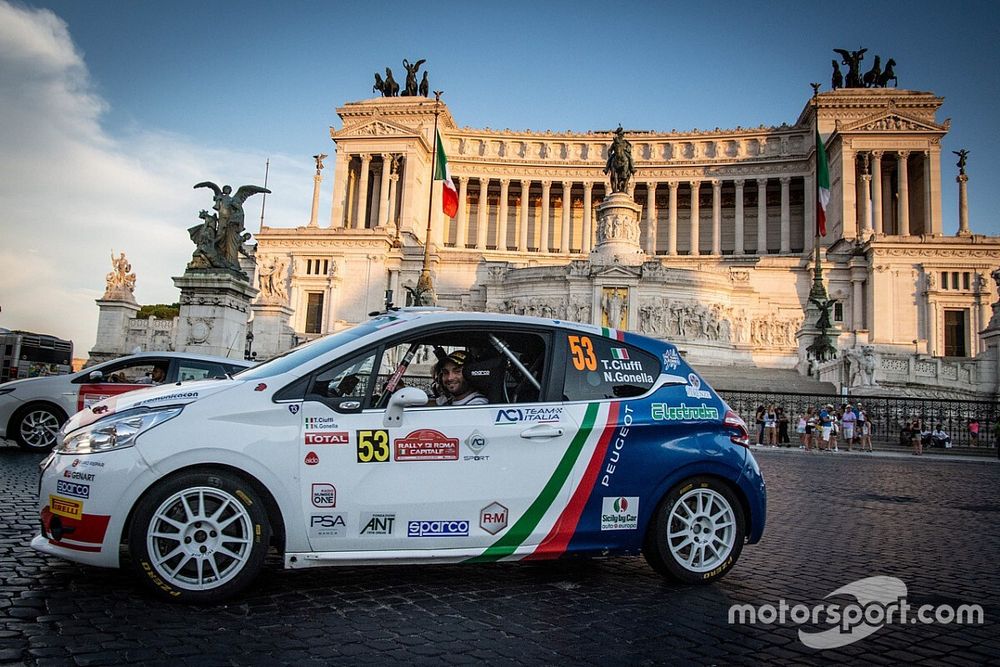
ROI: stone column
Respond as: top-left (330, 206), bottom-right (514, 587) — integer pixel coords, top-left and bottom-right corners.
top-left (645, 182), bottom-right (657, 255)
top-left (518, 179), bottom-right (531, 252)
top-left (355, 154), bottom-right (371, 229)
top-left (871, 151), bottom-right (883, 234)
top-left (582, 182), bottom-right (594, 254)
top-left (368, 163), bottom-right (382, 230)
top-left (897, 151), bottom-right (910, 236)
top-left (540, 180), bottom-right (552, 252)
top-left (329, 151), bottom-right (348, 228)
top-left (957, 173), bottom-right (970, 236)
top-left (734, 179), bottom-right (746, 254)
top-left (387, 171), bottom-right (400, 235)
top-left (560, 181), bottom-right (572, 253)
top-left (377, 154), bottom-right (392, 228)
top-left (860, 172), bottom-right (873, 237)
top-left (476, 177), bottom-right (489, 250)
top-left (881, 163), bottom-right (893, 234)
top-left (667, 181), bottom-right (679, 256)
top-left (689, 180), bottom-right (701, 256)
top-left (756, 178), bottom-right (768, 254)
top-left (308, 169), bottom-right (322, 228)
top-left (498, 178), bottom-right (511, 250)
top-left (779, 176), bottom-right (791, 253)
top-left (923, 151), bottom-right (933, 235)
top-left (801, 174), bottom-right (814, 251)
top-left (345, 166), bottom-right (357, 229)
top-left (852, 277), bottom-right (864, 331)
top-left (455, 176), bottom-right (468, 248)
top-left (711, 179), bottom-right (722, 255)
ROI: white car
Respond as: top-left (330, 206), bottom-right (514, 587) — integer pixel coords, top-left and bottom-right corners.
top-left (33, 310), bottom-right (765, 603)
top-left (1, 352), bottom-right (251, 451)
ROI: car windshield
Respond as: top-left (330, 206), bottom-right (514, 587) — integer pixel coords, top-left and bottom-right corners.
top-left (232, 316), bottom-right (400, 381)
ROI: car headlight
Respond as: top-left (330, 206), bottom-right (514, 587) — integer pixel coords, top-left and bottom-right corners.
top-left (58, 407), bottom-right (183, 455)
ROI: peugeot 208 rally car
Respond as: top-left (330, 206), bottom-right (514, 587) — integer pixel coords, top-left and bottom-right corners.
top-left (34, 310), bottom-right (765, 603)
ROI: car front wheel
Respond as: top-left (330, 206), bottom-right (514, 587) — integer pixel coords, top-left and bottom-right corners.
top-left (13, 404), bottom-right (65, 452)
top-left (643, 476), bottom-right (745, 584)
top-left (128, 470), bottom-right (271, 603)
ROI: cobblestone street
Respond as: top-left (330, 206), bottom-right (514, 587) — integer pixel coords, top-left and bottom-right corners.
top-left (1, 443), bottom-right (997, 665)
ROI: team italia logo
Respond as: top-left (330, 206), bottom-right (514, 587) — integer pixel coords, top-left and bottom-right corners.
top-left (613, 497), bottom-right (629, 512)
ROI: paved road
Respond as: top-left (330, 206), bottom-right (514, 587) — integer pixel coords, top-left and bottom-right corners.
top-left (1, 443), bottom-right (997, 665)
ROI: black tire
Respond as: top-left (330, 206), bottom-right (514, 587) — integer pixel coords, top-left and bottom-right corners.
top-left (128, 470), bottom-right (271, 603)
top-left (643, 476), bottom-right (746, 584)
top-left (12, 403), bottom-right (66, 452)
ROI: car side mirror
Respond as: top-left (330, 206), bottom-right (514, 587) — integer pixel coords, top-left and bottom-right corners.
top-left (88, 370), bottom-right (104, 382)
top-left (383, 387), bottom-right (428, 427)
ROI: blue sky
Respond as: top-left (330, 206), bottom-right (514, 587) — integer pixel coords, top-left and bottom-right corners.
top-left (1, 0), bottom-right (998, 351)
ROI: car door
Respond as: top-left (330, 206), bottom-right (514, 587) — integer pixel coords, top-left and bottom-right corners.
top-left (297, 327), bottom-right (584, 557)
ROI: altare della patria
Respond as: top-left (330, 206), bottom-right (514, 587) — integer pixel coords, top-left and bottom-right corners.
top-left (91, 52), bottom-right (1000, 400)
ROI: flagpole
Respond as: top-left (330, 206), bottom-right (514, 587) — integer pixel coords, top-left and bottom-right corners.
top-left (810, 85), bottom-right (824, 299)
top-left (417, 91), bottom-right (443, 304)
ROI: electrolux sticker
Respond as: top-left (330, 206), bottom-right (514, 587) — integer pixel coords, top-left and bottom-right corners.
top-left (650, 403), bottom-right (720, 421)
top-left (601, 496), bottom-right (639, 531)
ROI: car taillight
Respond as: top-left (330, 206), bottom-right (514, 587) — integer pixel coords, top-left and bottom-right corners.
top-left (724, 409), bottom-right (750, 448)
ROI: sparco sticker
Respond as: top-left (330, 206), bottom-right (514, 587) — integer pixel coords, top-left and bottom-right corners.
top-left (394, 429), bottom-right (459, 461)
top-left (56, 480), bottom-right (90, 499)
top-left (407, 520), bottom-right (469, 537)
top-left (601, 496), bottom-right (639, 531)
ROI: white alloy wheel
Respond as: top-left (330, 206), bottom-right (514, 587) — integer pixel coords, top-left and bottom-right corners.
top-left (643, 476), bottom-right (746, 583)
top-left (146, 486), bottom-right (254, 590)
top-left (666, 487), bottom-right (736, 573)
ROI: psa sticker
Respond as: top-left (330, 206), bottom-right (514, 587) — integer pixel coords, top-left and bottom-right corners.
top-left (357, 429), bottom-right (390, 463)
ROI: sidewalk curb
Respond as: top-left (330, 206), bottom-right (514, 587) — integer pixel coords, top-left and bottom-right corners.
top-left (751, 445), bottom-right (999, 464)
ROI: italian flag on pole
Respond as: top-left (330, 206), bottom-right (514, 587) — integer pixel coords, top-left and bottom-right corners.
top-left (435, 129), bottom-right (459, 218)
top-left (815, 127), bottom-right (830, 237)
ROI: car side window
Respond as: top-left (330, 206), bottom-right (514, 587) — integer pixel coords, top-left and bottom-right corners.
top-left (562, 334), bottom-right (660, 401)
top-left (95, 361), bottom-right (157, 384)
top-left (175, 361), bottom-right (227, 382)
top-left (307, 351), bottom-right (376, 404)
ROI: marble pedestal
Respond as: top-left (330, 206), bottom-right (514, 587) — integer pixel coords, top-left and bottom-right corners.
top-left (590, 192), bottom-right (644, 266)
top-left (89, 296), bottom-right (140, 364)
top-left (172, 270), bottom-right (258, 359)
top-left (250, 303), bottom-right (297, 361)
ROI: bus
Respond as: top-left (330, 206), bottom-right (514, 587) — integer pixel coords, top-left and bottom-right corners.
top-left (0, 330), bottom-right (73, 383)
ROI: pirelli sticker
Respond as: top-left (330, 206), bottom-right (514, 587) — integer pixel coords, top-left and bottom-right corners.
top-left (50, 495), bottom-right (83, 520)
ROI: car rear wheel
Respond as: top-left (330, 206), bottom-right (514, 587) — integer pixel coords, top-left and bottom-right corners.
top-left (13, 404), bottom-right (65, 452)
top-left (128, 470), bottom-right (270, 603)
top-left (643, 477), bottom-right (745, 584)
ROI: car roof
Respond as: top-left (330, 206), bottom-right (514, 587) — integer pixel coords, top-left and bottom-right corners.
top-left (96, 351), bottom-right (253, 367)
top-left (371, 309), bottom-right (606, 333)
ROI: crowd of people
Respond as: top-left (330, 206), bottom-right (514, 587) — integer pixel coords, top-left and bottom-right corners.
top-left (752, 402), bottom-right (873, 453)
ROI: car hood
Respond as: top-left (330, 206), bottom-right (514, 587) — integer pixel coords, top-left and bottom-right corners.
top-left (62, 379), bottom-right (238, 433)
top-left (0, 374), bottom-right (65, 395)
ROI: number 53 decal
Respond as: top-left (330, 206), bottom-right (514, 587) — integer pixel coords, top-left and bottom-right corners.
top-left (567, 335), bottom-right (597, 371)
top-left (356, 429), bottom-right (390, 463)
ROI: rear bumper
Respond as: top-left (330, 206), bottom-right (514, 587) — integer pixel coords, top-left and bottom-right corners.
top-left (737, 452), bottom-right (766, 544)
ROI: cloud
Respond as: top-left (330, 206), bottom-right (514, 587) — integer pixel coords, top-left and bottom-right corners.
top-left (0, 1), bottom-right (311, 356)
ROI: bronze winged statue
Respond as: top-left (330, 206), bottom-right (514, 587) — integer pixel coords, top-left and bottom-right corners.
top-left (402, 58), bottom-right (426, 96)
top-left (834, 48), bottom-right (867, 88)
top-left (189, 181), bottom-right (270, 276)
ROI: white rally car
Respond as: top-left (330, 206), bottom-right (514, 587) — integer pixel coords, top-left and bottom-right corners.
top-left (34, 310), bottom-right (766, 603)
top-left (1, 352), bottom-right (251, 451)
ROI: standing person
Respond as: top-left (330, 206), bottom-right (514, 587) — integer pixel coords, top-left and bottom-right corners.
top-left (754, 405), bottom-right (765, 446)
top-left (842, 402), bottom-right (857, 452)
top-left (969, 418), bottom-right (980, 447)
top-left (805, 407), bottom-right (818, 452)
top-left (818, 404), bottom-right (833, 452)
top-left (857, 403), bottom-right (873, 452)
top-left (763, 404), bottom-right (778, 447)
top-left (829, 405), bottom-right (841, 452)
top-left (796, 411), bottom-right (807, 448)
top-left (777, 406), bottom-right (790, 446)
top-left (911, 418), bottom-right (924, 456)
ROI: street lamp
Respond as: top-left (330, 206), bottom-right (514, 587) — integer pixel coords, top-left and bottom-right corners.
top-left (244, 330), bottom-right (256, 361)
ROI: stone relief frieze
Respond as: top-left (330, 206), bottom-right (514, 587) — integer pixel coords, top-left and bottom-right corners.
top-left (634, 297), bottom-right (799, 349)
top-left (490, 296), bottom-right (591, 324)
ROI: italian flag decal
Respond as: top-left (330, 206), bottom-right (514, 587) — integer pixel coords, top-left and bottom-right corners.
top-left (611, 347), bottom-right (629, 360)
top-left (816, 127), bottom-right (830, 237)
top-left (435, 129), bottom-right (459, 218)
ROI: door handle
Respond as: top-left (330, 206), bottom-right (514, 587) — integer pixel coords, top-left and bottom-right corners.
top-left (520, 425), bottom-right (564, 439)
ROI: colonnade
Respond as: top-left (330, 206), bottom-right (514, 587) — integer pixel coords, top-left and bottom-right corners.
top-left (854, 149), bottom-right (937, 237)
